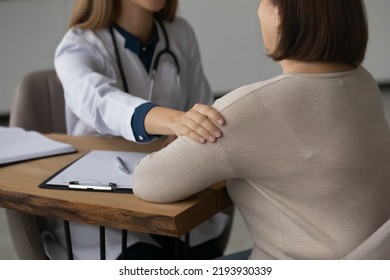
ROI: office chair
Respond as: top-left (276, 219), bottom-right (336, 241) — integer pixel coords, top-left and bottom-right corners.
top-left (9, 69), bottom-right (66, 133)
top-left (6, 69), bottom-right (66, 259)
top-left (6, 69), bottom-right (235, 259)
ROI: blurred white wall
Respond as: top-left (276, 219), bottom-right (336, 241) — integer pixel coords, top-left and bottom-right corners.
top-left (0, 0), bottom-right (74, 114)
top-left (0, 0), bottom-right (389, 114)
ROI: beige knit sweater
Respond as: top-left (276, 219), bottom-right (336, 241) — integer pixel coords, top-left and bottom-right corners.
top-left (133, 66), bottom-right (390, 259)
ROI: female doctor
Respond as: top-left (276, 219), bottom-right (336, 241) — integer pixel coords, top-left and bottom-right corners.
top-left (42, 0), bottom-right (229, 260)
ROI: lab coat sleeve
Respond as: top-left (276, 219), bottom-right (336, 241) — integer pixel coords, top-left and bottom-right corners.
top-left (181, 21), bottom-right (214, 107)
top-left (133, 136), bottom-right (234, 203)
top-left (54, 30), bottom-right (148, 142)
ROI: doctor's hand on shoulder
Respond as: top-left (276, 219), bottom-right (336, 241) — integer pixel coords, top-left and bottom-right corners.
top-left (145, 103), bottom-right (225, 144)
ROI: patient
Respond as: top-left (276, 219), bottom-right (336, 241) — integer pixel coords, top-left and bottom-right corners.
top-left (133, 0), bottom-right (390, 259)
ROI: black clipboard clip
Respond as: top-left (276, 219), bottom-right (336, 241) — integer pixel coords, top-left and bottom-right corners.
top-left (68, 181), bottom-right (117, 191)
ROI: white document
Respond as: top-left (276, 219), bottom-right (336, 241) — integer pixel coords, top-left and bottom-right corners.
top-left (0, 126), bottom-right (76, 165)
top-left (46, 150), bottom-right (149, 190)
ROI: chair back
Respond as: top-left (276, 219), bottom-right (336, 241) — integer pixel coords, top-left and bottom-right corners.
top-left (6, 69), bottom-right (65, 259)
top-left (9, 69), bottom-right (66, 133)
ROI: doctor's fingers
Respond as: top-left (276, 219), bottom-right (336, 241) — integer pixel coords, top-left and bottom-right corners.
top-left (181, 111), bottom-right (223, 143)
top-left (190, 103), bottom-right (225, 126)
top-left (178, 120), bottom-right (216, 143)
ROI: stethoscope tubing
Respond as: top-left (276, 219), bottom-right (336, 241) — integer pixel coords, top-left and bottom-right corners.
top-left (109, 20), bottom-right (181, 105)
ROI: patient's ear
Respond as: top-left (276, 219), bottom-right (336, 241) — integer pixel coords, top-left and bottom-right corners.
top-left (262, 1), bottom-right (281, 55)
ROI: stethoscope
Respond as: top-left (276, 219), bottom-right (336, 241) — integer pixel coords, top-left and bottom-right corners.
top-left (109, 20), bottom-right (181, 106)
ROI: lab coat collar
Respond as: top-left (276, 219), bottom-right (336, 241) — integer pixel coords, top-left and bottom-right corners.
top-left (112, 23), bottom-right (159, 56)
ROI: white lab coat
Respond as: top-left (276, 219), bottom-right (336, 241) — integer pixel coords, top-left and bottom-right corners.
top-left (42, 17), bottom-right (229, 260)
top-left (55, 17), bottom-right (214, 141)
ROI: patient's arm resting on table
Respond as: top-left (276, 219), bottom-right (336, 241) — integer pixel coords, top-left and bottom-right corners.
top-left (133, 136), bottom-right (233, 203)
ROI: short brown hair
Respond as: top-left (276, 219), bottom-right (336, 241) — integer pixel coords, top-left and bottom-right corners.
top-left (69, 0), bottom-right (178, 30)
top-left (269, 0), bottom-right (368, 65)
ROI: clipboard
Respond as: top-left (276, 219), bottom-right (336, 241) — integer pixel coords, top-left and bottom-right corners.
top-left (39, 150), bottom-right (149, 193)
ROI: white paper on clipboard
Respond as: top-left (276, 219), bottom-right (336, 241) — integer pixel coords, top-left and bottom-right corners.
top-left (45, 150), bottom-right (149, 190)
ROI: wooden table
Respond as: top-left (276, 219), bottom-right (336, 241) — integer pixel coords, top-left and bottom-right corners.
top-left (0, 134), bottom-right (232, 238)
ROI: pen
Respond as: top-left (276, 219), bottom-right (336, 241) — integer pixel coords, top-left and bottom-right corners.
top-left (116, 156), bottom-right (130, 174)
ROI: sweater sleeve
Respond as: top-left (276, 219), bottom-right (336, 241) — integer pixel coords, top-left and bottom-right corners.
top-left (133, 136), bottom-right (234, 203)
